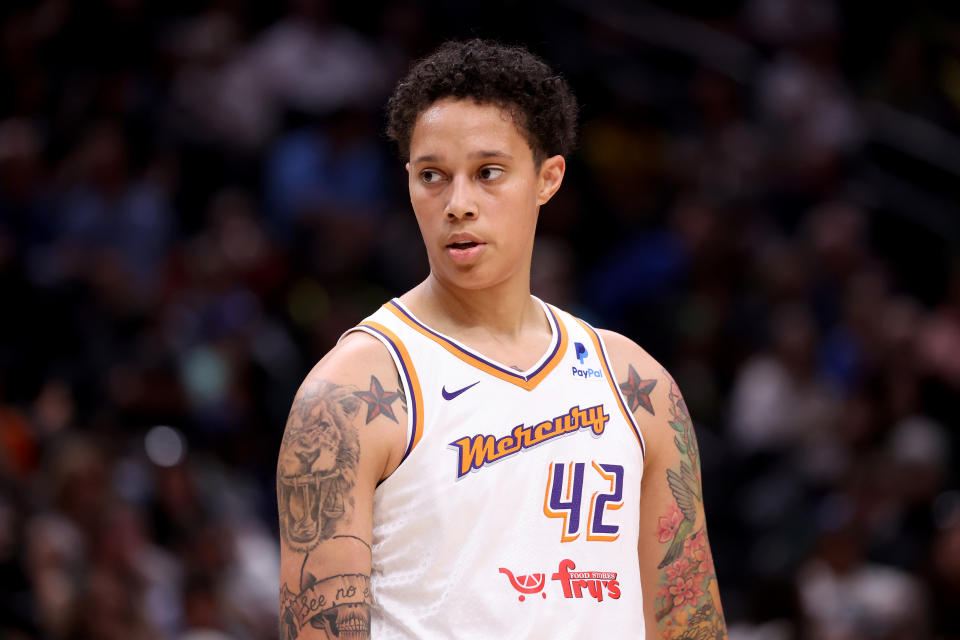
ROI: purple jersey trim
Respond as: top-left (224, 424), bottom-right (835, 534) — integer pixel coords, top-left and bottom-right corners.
top-left (387, 299), bottom-right (564, 383)
top-left (355, 324), bottom-right (420, 462)
top-left (582, 321), bottom-right (646, 459)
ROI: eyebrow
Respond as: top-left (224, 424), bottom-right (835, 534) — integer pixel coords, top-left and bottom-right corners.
top-left (410, 150), bottom-right (513, 164)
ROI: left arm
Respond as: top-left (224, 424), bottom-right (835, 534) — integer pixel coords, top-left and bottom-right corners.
top-left (601, 330), bottom-right (727, 639)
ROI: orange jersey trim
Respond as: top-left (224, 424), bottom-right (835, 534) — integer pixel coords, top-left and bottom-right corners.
top-left (574, 318), bottom-right (646, 457)
top-left (359, 321), bottom-right (425, 461)
top-left (384, 301), bottom-right (569, 391)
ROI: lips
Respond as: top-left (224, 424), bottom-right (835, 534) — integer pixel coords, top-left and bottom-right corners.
top-left (444, 233), bottom-right (486, 262)
top-left (445, 233), bottom-right (484, 249)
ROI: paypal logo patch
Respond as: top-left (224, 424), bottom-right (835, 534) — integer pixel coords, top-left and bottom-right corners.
top-left (572, 342), bottom-right (602, 379)
top-left (574, 342), bottom-right (588, 364)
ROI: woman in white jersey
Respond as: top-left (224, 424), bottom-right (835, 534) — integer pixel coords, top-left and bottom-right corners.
top-left (277, 39), bottom-right (727, 640)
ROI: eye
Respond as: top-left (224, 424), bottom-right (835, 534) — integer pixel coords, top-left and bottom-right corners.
top-left (420, 169), bottom-right (444, 184)
top-left (479, 166), bottom-right (504, 181)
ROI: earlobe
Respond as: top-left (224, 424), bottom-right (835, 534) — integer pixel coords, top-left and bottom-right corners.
top-left (537, 155), bottom-right (566, 205)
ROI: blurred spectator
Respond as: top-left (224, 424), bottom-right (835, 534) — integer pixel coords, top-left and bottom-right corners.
top-left (729, 303), bottom-right (838, 455)
top-left (51, 120), bottom-right (174, 304)
top-left (798, 524), bottom-right (928, 640)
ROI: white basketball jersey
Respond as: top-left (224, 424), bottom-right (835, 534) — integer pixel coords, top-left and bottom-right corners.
top-left (344, 297), bottom-right (647, 639)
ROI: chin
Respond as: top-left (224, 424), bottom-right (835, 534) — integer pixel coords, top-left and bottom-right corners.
top-left (433, 266), bottom-right (503, 292)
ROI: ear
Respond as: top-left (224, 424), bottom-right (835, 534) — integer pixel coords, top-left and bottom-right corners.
top-left (405, 161), bottom-right (411, 175)
top-left (536, 155), bottom-right (566, 206)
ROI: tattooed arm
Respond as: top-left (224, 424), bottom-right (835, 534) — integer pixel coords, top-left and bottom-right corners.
top-left (277, 332), bottom-right (408, 640)
top-left (600, 330), bottom-right (727, 640)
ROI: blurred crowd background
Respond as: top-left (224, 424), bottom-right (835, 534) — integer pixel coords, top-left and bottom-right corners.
top-left (0, 0), bottom-right (958, 638)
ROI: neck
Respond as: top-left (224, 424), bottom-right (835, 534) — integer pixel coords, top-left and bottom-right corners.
top-left (405, 271), bottom-right (542, 339)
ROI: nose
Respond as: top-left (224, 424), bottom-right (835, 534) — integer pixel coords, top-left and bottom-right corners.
top-left (445, 175), bottom-right (478, 221)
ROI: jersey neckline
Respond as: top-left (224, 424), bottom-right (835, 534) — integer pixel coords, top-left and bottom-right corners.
top-left (384, 297), bottom-right (569, 391)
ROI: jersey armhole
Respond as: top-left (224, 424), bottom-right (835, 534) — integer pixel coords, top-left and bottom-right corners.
top-left (572, 317), bottom-right (647, 459)
top-left (342, 323), bottom-right (425, 483)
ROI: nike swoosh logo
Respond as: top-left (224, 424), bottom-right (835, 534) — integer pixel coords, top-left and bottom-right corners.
top-left (441, 381), bottom-right (480, 401)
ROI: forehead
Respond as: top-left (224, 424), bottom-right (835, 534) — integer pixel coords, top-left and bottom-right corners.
top-left (409, 98), bottom-right (532, 161)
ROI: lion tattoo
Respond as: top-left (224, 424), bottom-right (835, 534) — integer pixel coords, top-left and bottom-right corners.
top-left (278, 382), bottom-right (362, 552)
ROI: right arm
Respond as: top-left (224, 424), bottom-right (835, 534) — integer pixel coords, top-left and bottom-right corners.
top-left (277, 333), bottom-right (407, 640)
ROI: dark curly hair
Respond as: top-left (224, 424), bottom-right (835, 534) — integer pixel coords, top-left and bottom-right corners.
top-left (386, 39), bottom-right (578, 165)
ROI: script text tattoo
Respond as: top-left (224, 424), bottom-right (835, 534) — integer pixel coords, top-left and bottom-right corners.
top-left (280, 573), bottom-right (372, 640)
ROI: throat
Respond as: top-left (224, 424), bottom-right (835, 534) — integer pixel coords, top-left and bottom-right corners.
top-left (401, 279), bottom-right (556, 369)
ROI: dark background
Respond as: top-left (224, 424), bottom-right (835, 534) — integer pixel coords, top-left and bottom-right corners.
top-left (1, 0), bottom-right (959, 638)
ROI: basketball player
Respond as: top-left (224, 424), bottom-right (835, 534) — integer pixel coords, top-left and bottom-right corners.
top-left (277, 40), bottom-right (727, 639)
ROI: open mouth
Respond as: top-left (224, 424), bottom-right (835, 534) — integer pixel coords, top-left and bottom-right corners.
top-left (448, 241), bottom-right (479, 250)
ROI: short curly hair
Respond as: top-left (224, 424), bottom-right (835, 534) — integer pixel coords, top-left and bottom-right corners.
top-left (386, 39), bottom-right (578, 165)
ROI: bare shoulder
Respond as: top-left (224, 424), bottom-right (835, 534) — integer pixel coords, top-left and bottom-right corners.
top-left (596, 328), bottom-right (666, 404)
top-left (597, 329), bottom-right (661, 373)
top-left (280, 329), bottom-right (408, 511)
top-left (596, 329), bottom-right (680, 463)
top-left (286, 329), bottom-right (407, 447)
top-left (306, 330), bottom-right (400, 390)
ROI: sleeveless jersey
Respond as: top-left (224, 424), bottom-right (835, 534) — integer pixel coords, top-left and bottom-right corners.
top-left (343, 298), bottom-right (647, 639)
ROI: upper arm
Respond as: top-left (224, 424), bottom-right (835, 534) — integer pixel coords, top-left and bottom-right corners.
top-left (277, 332), bottom-right (407, 640)
top-left (600, 330), bottom-right (727, 639)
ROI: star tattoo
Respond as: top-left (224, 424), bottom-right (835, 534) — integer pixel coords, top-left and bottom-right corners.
top-left (353, 375), bottom-right (402, 424)
top-left (620, 365), bottom-right (657, 416)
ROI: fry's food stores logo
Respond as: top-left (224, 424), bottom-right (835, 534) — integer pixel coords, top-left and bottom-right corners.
top-left (499, 559), bottom-right (621, 602)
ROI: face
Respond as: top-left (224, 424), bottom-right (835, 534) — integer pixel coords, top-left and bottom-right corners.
top-left (406, 99), bottom-right (565, 292)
